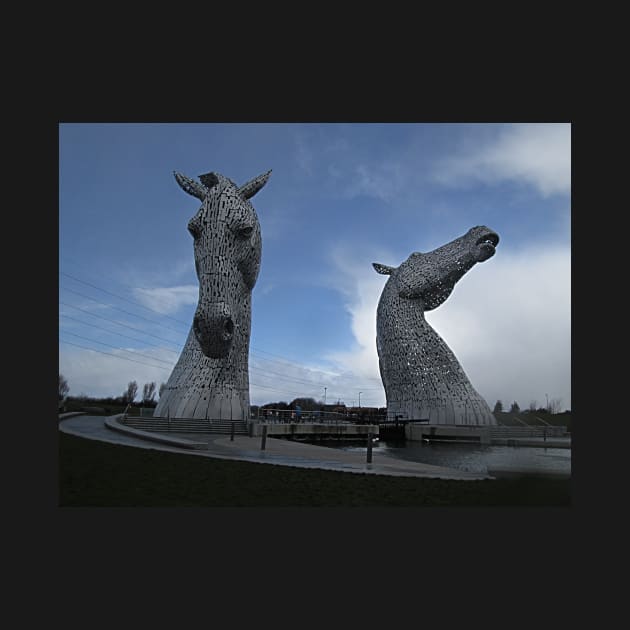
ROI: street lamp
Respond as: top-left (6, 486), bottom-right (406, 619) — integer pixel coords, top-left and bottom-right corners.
top-left (546, 393), bottom-right (549, 413)
top-left (359, 392), bottom-right (362, 408)
top-left (324, 387), bottom-right (327, 405)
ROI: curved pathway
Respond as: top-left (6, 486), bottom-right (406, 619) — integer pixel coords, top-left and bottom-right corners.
top-left (59, 414), bottom-right (492, 481)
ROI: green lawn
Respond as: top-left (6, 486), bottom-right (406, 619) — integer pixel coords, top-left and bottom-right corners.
top-left (494, 411), bottom-right (571, 430)
top-left (58, 432), bottom-right (570, 507)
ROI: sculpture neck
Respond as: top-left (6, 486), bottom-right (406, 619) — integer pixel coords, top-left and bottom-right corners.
top-left (376, 282), bottom-right (495, 425)
top-left (379, 291), bottom-right (454, 362)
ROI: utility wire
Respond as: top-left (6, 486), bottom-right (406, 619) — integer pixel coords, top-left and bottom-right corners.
top-left (59, 302), bottom-right (183, 348)
top-left (61, 331), bottom-right (175, 366)
top-left (60, 258), bottom-right (195, 311)
top-left (60, 339), bottom-right (173, 371)
top-left (60, 286), bottom-right (186, 336)
top-left (59, 266), bottom-right (384, 400)
top-left (60, 313), bottom-right (181, 355)
top-left (59, 270), bottom-right (381, 386)
top-left (60, 271), bottom-right (192, 327)
top-left (248, 365), bottom-right (340, 388)
top-left (59, 266), bottom-right (374, 381)
top-left (249, 353), bottom-right (383, 390)
top-left (59, 306), bottom-right (382, 397)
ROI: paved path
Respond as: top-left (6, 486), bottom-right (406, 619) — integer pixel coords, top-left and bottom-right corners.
top-left (59, 415), bottom-right (492, 481)
top-left (490, 436), bottom-right (571, 448)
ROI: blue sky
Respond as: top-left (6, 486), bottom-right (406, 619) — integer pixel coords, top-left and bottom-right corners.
top-left (59, 123), bottom-right (571, 410)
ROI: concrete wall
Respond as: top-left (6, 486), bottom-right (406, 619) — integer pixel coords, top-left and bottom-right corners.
top-left (405, 423), bottom-right (491, 444)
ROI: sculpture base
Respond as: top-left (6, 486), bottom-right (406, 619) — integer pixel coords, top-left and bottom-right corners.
top-left (386, 400), bottom-right (497, 426)
top-left (405, 423), bottom-right (493, 444)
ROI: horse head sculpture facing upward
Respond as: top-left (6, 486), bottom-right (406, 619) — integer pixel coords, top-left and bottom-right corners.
top-left (154, 169), bottom-right (271, 421)
top-left (373, 226), bottom-right (500, 425)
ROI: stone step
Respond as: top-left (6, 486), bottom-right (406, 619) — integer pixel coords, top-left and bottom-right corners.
top-left (122, 417), bottom-right (249, 434)
top-left (489, 426), bottom-right (566, 438)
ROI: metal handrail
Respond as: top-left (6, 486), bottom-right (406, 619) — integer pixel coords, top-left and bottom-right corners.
top-left (256, 408), bottom-right (384, 425)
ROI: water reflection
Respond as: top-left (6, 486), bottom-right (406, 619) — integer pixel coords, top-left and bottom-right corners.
top-left (305, 439), bottom-right (571, 477)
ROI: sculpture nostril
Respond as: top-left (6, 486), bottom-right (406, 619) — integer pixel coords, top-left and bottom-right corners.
top-left (224, 318), bottom-right (234, 336)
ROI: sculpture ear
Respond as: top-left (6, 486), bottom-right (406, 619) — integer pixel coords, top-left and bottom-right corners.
top-left (174, 172), bottom-right (207, 200)
top-left (239, 170), bottom-right (272, 200)
top-left (373, 263), bottom-right (396, 275)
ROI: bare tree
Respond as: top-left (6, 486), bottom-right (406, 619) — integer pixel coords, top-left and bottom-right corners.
top-left (290, 397), bottom-right (320, 411)
top-left (548, 398), bottom-right (563, 414)
top-left (59, 374), bottom-right (69, 400)
top-left (142, 382), bottom-right (156, 405)
top-left (528, 400), bottom-right (538, 412)
top-left (122, 380), bottom-right (138, 404)
top-left (493, 400), bottom-right (503, 413)
top-left (509, 401), bottom-right (520, 413)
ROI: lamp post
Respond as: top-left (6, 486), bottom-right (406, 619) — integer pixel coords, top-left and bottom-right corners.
top-left (324, 387), bottom-right (327, 405)
top-left (546, 393), bottom-right (549, 413)
top-left (359, 392), bottom-right (362, 408)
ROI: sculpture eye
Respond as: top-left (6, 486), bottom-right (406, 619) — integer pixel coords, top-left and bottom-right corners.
top-left (237, 225), bottom-right (254, 239)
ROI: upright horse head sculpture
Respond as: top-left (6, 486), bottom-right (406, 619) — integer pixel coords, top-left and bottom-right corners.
top-left (373, 226), bottom-right (499, 425)
top-left (154, 169), bottom-right (271, 420)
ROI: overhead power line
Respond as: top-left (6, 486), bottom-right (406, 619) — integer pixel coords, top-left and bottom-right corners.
top-left (60, 286), bottom-right (186, 336)
top-left (58, 266), bottom-right (385, 401)
top-left (60, 258), bottom-right (196, 312)
top-left (60, 271), bottom-right (192, 326)
top-left (248, 381), bottom-right (315, 398)
top-left (61, 330), bottom-right (175, 366)
top-left (248, 367), bottom-right (381, 403)
top-left (60, 339), bottom-right (173, 372)
top-left (59, 267), bottom-right (373, 381)
top-left (60, 313), bottom-right (181, 355)
top-left (249, 352), bottom-right (383, 390)
top-left (59, 302), bottom-right (184, 348)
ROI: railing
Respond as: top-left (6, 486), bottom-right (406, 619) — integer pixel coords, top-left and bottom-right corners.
top-left (254, 408), bottom-right (385, 425)
top-left (511, 415), bottom-right (531, 427)
top-left (534, 415), bottom-right (553, 427)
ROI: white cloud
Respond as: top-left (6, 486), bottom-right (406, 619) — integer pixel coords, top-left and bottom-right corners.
top-left (342, 162), bottom-right (406, 202)
top-left (117, 259), bottom-right (196, 296)
top-left (60, 338), bottom-right (383, 407)
top-left (292, 129), bottom-right (407, 203)
top-left (133, 285), bottom-right (198, 314)
top-left (293, 129), bottom-right (314, 176)
top-left (433, 123), bottom-right (571, 197)
top-left (255, 282), bottom-right (275, 297)
top-left (324, 246), bottom-right (392, 407)
top-left (248, 353), bottom-right (382, 408)
top-left (327, 242), bottom-right (571, 412)
top-left (59, 346), bottom-right (176, 400)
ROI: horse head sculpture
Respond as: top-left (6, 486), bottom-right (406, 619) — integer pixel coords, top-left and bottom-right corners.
top-left (373, 226), bottom-right (499, 425)
top-left (154, 169), bottom-right (271, 421)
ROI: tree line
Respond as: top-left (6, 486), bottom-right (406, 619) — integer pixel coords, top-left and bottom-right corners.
top-left (492, 398), bottom-right (567, 415)
top-left (60, 373), bottom-right (568, 416)
top-left (252, 397), bottom-right (386, 418)
top-left (59, 374), bottom-right (166, 407)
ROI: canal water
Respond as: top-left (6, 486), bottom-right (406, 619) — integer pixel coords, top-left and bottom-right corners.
top-left (306, 439), bottom-right (571, 477)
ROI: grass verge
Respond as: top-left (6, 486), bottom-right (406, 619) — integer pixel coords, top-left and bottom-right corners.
top-left (59, 432), bottom-right (570, 507)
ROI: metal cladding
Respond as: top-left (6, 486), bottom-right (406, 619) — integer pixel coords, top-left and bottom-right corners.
top-left (154, 169), bottom-right (271, 421)
top-left (373, 226), bottom-right (500, 426)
